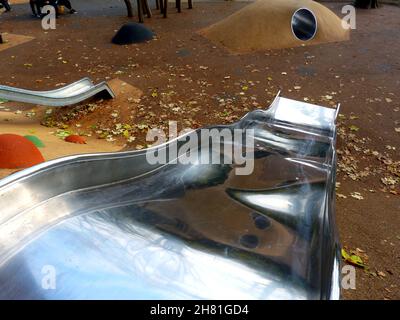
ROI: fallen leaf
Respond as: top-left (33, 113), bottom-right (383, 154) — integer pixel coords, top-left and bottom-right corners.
top-left (55, 129), bottom-right (72, 139)
top-left (350, 192), bottom-right (364, 200)
top-left (349, 125), bottom-right (359, 132)
top-left (341, 248), bottom-right (366, 268)
top-left (381, 177), bottom-right (397, 186)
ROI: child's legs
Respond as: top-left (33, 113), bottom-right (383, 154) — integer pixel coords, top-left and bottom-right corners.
top-left (1, 0), bottom-right (11, 11)
top-left (29, 0), bottom-right (37, 15)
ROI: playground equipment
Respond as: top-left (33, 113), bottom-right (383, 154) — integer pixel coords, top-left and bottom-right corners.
top-left (0, 94), bottom-right (341, 299)
top-left (291, 7), bottom-right (318, 41)
top-left (201, 0), bottom-right (349, 53)
top-left (0, 78), bottom-right (114, 107)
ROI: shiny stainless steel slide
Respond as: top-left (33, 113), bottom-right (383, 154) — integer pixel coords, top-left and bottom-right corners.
top-left (0, 95), bottom-right (341, 299)
top-left (0, 78), bottom-right (115, 106)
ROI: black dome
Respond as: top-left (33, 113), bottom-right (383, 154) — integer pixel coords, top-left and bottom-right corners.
top-left (112, 23), bottom-right (154, 45)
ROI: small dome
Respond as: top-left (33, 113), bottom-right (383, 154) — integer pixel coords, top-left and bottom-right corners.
top-left (0, 134), bottom-right (45, 169)
top-left (65, 135), bottom-right (86, 144)
top-left (112, 23), bottom-right (154, 45)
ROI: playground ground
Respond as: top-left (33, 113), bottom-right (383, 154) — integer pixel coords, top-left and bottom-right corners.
top-left (0, 1), bottom-right (399, 299)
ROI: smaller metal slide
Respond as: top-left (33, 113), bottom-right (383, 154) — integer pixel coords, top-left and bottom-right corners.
top-left (0, 78), bottom-right (115, 107)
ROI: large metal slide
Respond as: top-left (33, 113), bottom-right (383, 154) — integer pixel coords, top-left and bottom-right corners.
top-left (0, 94), bottom-right (342, 299)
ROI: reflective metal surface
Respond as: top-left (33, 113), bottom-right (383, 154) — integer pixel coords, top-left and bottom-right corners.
top-left (0, 95), bottom-right (341, 300)
top-left (291, 8), bottom-right (318, 41)
top-left (0, 78), bottom-right (115, 106)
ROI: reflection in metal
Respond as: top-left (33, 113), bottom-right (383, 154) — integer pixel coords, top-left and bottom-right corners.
top-left (0, 78), bottom-right (115, 107)
top-left (291, 8), bottom-right (318, 41)
top-left (0, 94), bottom-right (341, 300)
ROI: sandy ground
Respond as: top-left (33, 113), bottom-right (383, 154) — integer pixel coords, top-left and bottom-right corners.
top-left (0, 77), bottom-right (141, 179)
top-left (0, 33), bottom-right (34, 52)
top-left (0, 105), bottom-right (121, 179)
top-left (0, 1), bottom-right (399, 299)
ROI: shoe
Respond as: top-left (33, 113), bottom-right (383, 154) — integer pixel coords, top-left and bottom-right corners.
top-left (69, 9), bottom-right (77, 14)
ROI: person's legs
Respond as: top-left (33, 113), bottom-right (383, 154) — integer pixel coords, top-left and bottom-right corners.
top-left (29, 0), bottom-right (36, 14)
top-left (29, 0), bottom-right (41, 17)
top-left (0, 0), bottom-right (11, 11)
top-left (37, 1), bottom-right (44, 16)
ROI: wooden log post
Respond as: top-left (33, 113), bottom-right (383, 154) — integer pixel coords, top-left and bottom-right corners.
top-left (177, 0), bottom-right (181, 13)
top-left (124, 0), bottom-right (134, 17)
top-left (142, 0), bottom-right (152, 18)
top-left (163, 0), bottom-right (167, 18)
top-left (137, 0), bottom-right (144, 22)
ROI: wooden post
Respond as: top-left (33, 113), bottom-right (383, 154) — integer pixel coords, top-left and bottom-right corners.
top-left (137, 0), bottom-right (144, 22)
top-left (124, 0), bottom-right (134, 17)
top-left (142, 0), bottom-right (152, 18)
top-left (163, 0), bottom-right (167, 18)
top-left (177, 0), bottom-right (181, 13)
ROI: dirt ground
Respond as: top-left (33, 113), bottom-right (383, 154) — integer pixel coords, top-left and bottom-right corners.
top-left (0, 1), bottom-right (399, 299)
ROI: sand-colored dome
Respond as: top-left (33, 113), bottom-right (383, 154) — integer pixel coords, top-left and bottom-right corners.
top-left (0, 134), bottom-right (45, 169)
top-left (200, 0), bottom-right (350, 53)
